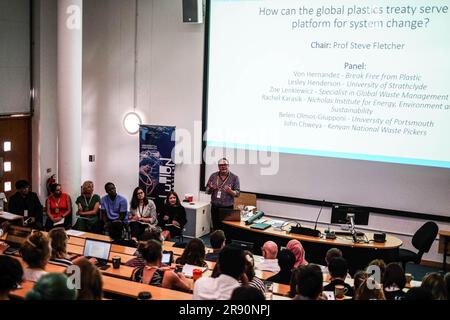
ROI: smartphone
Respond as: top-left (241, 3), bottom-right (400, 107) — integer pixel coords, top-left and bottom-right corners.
top-left (162, 251), bottom-right (173, 265)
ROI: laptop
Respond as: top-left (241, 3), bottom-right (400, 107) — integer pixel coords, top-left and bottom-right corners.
top-left (3, 226), bottom-right (32, 255)
top-left (220, 208), bottom-right (241, 222)
top-left (83, 238), bottom-right (112, 269)
top-left (230, 239), bottom-right (254, 252)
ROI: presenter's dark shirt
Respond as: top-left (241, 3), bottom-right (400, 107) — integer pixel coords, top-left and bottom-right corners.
top-left (8, 192), bottom-right (43, 223)
top-left (205, 172), bottom-right (240, 207)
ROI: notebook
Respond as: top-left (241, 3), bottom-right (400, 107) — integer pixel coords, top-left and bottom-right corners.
top-left (250, 223), bottom-right (271, 230)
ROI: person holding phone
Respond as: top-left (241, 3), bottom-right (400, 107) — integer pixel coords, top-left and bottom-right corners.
top-left (205, 158), bottom-right (240, 231)
top-left (45, 184), bottom-right (72, 231)
top-left (158, 191), bottom-right (187, 241)
top-left (7, 180), bottom-right (43, 229)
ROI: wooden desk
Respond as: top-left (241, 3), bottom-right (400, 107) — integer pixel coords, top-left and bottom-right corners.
top-left (438, 230), bottom-right (450, 272)
top-left (66, 243), bottom-right (134, 264)
top-left (223, 219), bottom-right (403, 275)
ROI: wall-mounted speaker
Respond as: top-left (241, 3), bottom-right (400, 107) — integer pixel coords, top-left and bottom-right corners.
top-left (182, 0), bottom-right (203, 23)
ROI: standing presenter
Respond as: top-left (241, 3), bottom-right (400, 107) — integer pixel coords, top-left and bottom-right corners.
top-left (205, 158), bottom-right (240, 230)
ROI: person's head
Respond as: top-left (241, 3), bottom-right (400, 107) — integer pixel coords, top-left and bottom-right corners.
top-left (70, 257), bottom-right (103, 300)
top-left (286, 239), bottom-right (307, 267)
top-left (325, 248), bottom-right (343, 265)
top-left (178, 238), bottom-right (206, 267)
top-left (25, 273), bottom-right (77, 300)
top-left (230, 286), bottom-right (265, 300)
top-left (15, 180), bottom-right (30, 196)
top-left (367, 259), bottom-right (386, 281)
top-left (295, 264), bottom-right (323, 300)
top-left (108, 221), bottom-right (125, 241)
top-left (383, 263), bottom-right (406, 290)
top-left (81, 181), bottom-right (94, 196)
top-left (262, 241), bottom-right (278, 259)
top-left (209, 230), bottom-right (226, 250)
top-left (140, 225), bottom-right (164, 243)
top-left (104, 182), bottom-right (117, 198)
top-left (445, 272), bottom-right (450, 299)
top-left (139, 240), bottom-right (163, 265)
top-left (328, 257), bottom-right (348, 280)
top-left (243, 250), bottom-right (256, 281)
top-left (20, 231), bottom-right (51, 269)
top-left (50, 183), bottom-right (62, 197)
top-left (278, 249), bottom-right (296, 273)
top-left (353, 270), bottom-right (368, 292)
top-left (131, 187), bottom-right (148, 209)
top-left (218, 158), bottom-right (230, 175)
top-left (48, 227), bottom-right (69, 259)
top-left (421, 272), bottom-right (448, 300)
top-left (403, 287), bottom-right (433, 300)
top-left (166, 191), bottom-right (181, 206)
top-left (0, 256), bottom-right (23, 299)
top-left (354, 279), bottom-right (385, 300)
top-left (218, 245), bottom-right (246, 280)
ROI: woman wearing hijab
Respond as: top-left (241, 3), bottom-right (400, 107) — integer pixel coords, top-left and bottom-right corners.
top-left (286, 239), bottom-right (308, 268)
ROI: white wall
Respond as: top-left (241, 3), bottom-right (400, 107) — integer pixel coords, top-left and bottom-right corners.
top-left (34, 0), bottom-right (447, 264)
top-left (32, 0), bottom-right (58, 200)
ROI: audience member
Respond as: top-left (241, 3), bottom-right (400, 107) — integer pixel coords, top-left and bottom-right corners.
top-left (74, 181), bottom-right (100, 233)
top-left (205, 230), bottom-right (226, 262)
top-left (354, 279), bottom-right (385, 300)
top-left (353, 270), bottom-right (368, 294)
top-left (19, 231), bottom-right (50, 282)
top-left (193, 245), bottom-right (246, 300)
top-left (48, 227), bottom-right (72, 267)
top-left (242, 250), bottom-right (266, 294)
top-left (292, 264), bottom-right (323, 300)
top-left (445, 272), bottom-right (450, 300)
top-left (286, 239), bottom-right (308, 268)
top-left (45, 183), bottom-right (72, 231)
top-left (403, 287), bottom-right (433, 300)
top-left (125, 227), bottom-right (164, 268)
top-left (421, 272), bottom-right (448, 300)
top-left (25, 273), bottom-right (77, 300)
top-left (175, 238), bottom-right (208, 267)
top-left (230, 286), bottom-right (265, 300)
top-left (267, 249), bottom-right (296, 285)
top-left (323, 257), bottom-right (354, 297)
top-left (70, 257), bottom-right (103, 300)
top-left (383, 263), bottom-right (406, 300)
top-left (366, 259), bottom-right (386, 282)
top-left (129, 187), bottom-right (157, 241)
top-left (7, 180), bottom-right (43, 229)
top-left (158, 191), bottom-right (187, 240)
top-left (0, 256), bottom-right (23, 300)
top-left (108, 220), bottom-right (137, 247)
top-left (131, 240), bottom-right (190, 292)
top-left (255, 241), bottom-right (280, 273)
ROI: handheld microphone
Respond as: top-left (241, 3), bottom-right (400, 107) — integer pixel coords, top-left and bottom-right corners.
top-left (314, 200), bottom-right (325, 231)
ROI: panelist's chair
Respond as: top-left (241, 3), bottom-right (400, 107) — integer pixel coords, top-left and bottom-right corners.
top-left (398, 221), bottom-right (438, 271)
top-left (233, 193), bottom-right (257, 210)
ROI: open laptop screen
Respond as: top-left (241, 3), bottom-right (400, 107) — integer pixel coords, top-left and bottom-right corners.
top-left (5, 226), bottom-right (32, 247)
top-left (83, 239), bottom-right (111, 261)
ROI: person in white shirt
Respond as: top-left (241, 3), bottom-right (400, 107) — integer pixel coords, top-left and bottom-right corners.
top-left (193, 245), bottom-right (246, 300)
top-left (255, 241), bottom-right (280, 273)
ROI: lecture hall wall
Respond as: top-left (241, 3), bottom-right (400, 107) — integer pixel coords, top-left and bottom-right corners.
top-left (31, 0), bottom-right (449, 264)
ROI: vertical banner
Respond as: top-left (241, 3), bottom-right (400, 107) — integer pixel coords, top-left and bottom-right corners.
top-left (139, 125), bottom-right (176, 207)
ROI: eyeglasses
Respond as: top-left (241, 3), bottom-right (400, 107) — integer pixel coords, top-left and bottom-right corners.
top-left (137, 191), bottom-right (145, 195)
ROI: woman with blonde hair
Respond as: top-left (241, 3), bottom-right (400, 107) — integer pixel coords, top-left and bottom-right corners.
top-left (48, 227), bottom-right (72, 267)
top-left (74, 181), bottom-right (101, 233)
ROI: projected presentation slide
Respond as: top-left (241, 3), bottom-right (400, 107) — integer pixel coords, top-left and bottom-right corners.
top-left (206, 0), bottom-right (450, 168)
